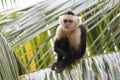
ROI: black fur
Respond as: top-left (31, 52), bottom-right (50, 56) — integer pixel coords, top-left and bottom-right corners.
top-left (64, 11), bottom-right (75, 15)
top-left (51, 25), bottom-right (86, 72)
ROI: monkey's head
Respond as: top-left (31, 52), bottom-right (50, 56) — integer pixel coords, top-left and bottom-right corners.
top-left (59, 11), bottom-right (82, 31)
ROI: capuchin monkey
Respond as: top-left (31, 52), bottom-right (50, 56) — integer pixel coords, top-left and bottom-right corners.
top-left (51, 11), bottom-right (86, 73)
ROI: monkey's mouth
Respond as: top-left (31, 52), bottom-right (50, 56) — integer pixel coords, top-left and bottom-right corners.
top-left (65, 26), bottom-right (72, 29)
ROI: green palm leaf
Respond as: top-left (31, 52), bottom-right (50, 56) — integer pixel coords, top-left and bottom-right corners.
top-left (19, 52), bottom-right (120, 80)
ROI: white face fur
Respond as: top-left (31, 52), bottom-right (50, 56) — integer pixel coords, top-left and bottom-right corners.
top-left (59, 15), bottom-right (82, 31)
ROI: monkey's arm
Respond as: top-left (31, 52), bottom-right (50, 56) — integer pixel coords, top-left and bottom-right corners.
top-left (54, 39), bottom-right (68, 57)
top-left (52, 39), bottom-right (68, 71)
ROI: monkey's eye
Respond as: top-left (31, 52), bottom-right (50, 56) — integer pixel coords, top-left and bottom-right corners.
top-left (69, 20), bottom-right (73, 23)
top-left (64, 20), bottom-right (67, 23)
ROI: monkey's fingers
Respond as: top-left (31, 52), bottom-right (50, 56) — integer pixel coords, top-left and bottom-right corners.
top-left (51, 61), bottom-right (62, 70)
top-left (51, 62), bottom-right (57, 70)
top-left (55, 61), bottom-right (66, 73)
top-left (55, 66), bottom-right (64, 73)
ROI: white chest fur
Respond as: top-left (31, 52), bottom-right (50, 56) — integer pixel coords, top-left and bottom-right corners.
top-left (68, 29), bottom-right (81, 49)
top-left (55, 26), bottom-right (81, 50)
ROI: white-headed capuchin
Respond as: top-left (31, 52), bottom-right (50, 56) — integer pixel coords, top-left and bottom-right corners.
top-left (51, 11), bottom-right (86, 73)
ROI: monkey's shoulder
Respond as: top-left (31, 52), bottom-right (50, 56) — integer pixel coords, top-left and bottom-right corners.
top-left (78, 24), bottom-right (86, 32)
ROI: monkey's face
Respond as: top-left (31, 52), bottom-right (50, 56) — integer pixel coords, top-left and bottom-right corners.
top-left (59, 15), bottom-right (80, 31)
top-left (63, 19), bottom-right (74, 29)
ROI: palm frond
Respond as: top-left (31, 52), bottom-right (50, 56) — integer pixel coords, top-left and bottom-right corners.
top-left (0, 33), bottom-right (18, 80)
top-left (19, 52), bottom-right (120, 80)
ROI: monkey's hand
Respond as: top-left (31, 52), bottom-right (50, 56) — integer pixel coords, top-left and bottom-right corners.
top-left (55, 58), bottom-right (73, 73)
top-left (51, 61), bottom-right (62, 71)
top-left (55, 60), bottom-right (66, 73)
top-left (51, 61), bottom-right (64, 73)
top-left (51, 62), bottom-right (58, 70)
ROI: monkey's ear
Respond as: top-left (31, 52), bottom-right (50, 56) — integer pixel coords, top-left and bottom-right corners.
top-left (59, 16), bottom-right (63, 24)
top-left (59, 16), bottom-right (63, 19)
top-left (78, 17), bottom-right (82, 24)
